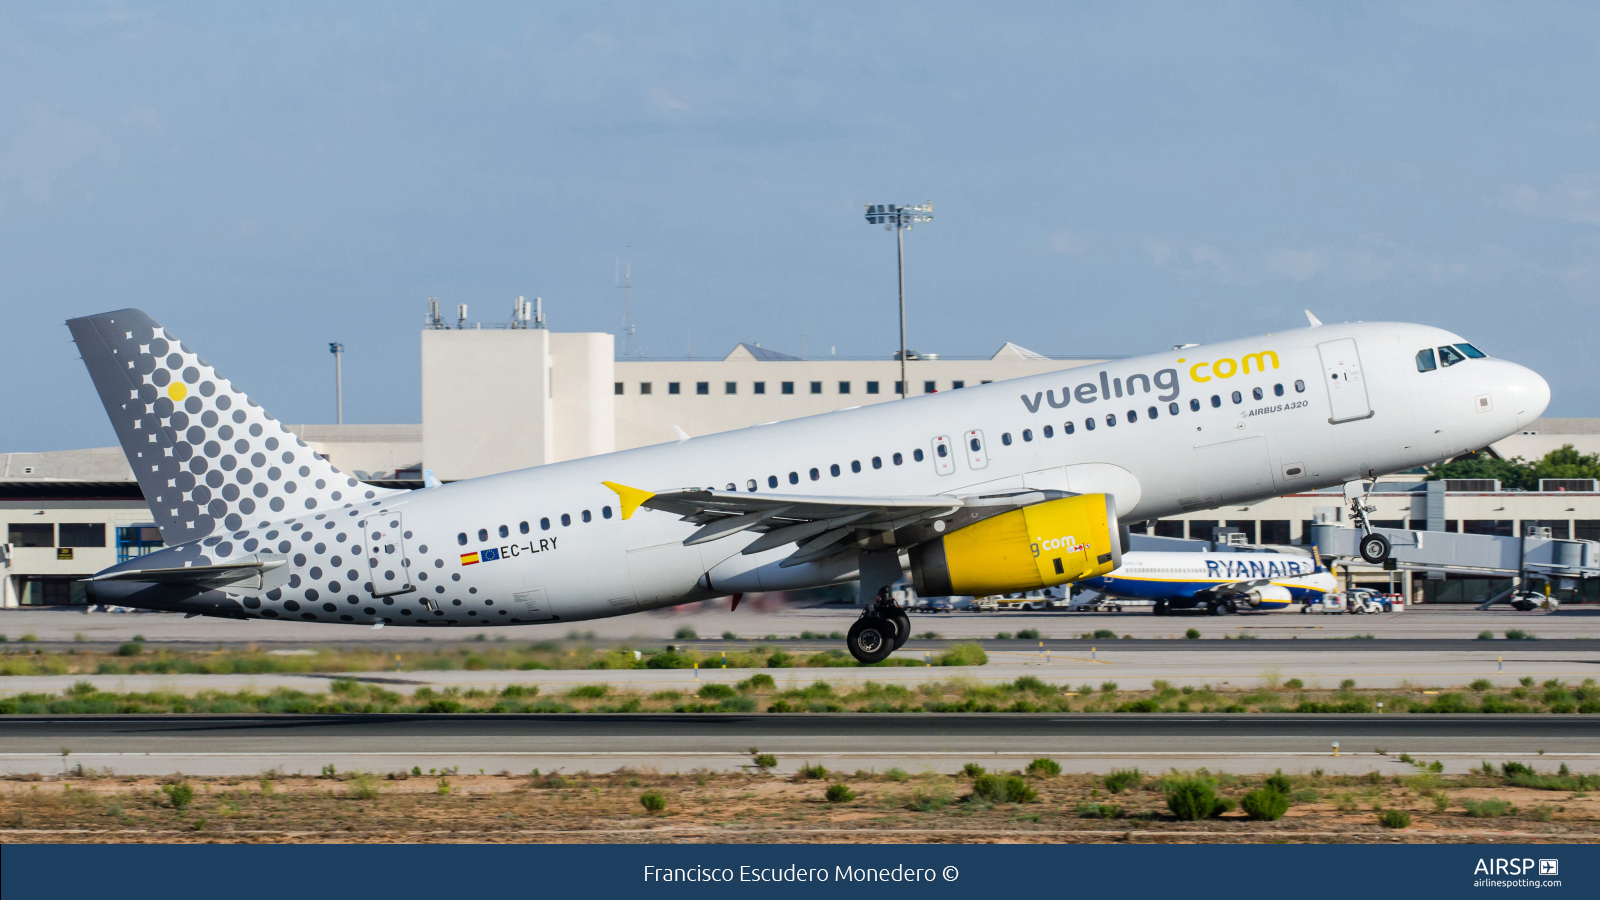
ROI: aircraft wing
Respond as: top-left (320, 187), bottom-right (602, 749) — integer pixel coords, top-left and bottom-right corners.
top-left (603, 481), bottom-right (1047, 567)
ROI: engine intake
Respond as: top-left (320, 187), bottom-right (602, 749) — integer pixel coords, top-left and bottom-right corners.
top-left (910, 494), bottom-right (1121, 597)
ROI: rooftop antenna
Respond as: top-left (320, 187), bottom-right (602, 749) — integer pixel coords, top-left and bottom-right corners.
top-left (534, 297), bottom-right (545, 329)
top-left (425, 297), bottom-right (444, 329)
top-left (616, 253), bottom-right (635, 357)
top-left (456, 303), bottom-right (469, 329)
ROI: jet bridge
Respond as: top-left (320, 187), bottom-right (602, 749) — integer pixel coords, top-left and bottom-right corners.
top-left (1309, 523), bottom-right (1600, 606)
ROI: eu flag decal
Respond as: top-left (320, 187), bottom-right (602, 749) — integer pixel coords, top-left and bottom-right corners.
top-left (482, 548), bottom-right (501, 561)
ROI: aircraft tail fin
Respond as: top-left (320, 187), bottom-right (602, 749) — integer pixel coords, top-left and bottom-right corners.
top-left (67, 308), bottom-right (402, 545)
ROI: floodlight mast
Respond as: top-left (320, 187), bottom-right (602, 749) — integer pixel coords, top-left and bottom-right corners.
top-left (863, 203), bottom-right (933, 398)
top-left (328, 342), bottom-right (345, 425)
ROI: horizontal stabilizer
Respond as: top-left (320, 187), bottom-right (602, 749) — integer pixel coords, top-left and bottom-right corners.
top-left (88, 558), bottom-right (284, 586)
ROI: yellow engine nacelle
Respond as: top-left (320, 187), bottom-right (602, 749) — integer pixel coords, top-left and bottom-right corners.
top-left (910, 494), bottom-right (1122, 597)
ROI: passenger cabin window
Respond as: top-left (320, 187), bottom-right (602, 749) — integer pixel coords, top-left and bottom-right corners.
top-left (830, 464), bottom-right (840, 477)
top-left (789, 472), bottom-right (799, 484)
top-left (809, 468), bottom-right (820, 480)
top-left (936, 443), bottom-right (948, 457)
top-left (478, 528), bottom-right (488, 542)
top-left (747, 479), bottom-right (757, 491)
top-left (913, 449), bottom-right (925, 462)
top-left (1416, 348), bottom-right (1437, 372)
top-left (1189, 399), bottom-right (1201, 412)
top-left (519, 521), bottom-right (529, 534)
top-left (872, 456), bottom-right (883, 469)
top-left (1064, 421), bottom-right (1075, 434)
top-left (1231, 391), bottom-right (1242, 404)
top-left (582, 510), bottom-right (592, 522)
top-left (1043, 425), bottom-right (1054, 438)
top-left (1252, 387), bottom-right (1263, 400)
top-left (1294, 380), bottom-right (1306, 393)
top-left (782, 382), bottom-right (795, 395)
top-left (498, 524), bottom-right (509, 538)
top-left (457, 532), bottom-right (468, 546)
top-left (892, 452), bottom-right (903, 465)
top-left (1169, 402), bottom-right (1179, 415)
top-left (1457, 343), bottom-right (1486, 358)
top-left (1438, 345), bottom-right (1467, 367)
top-left (540, 517), bottom-right (550, 530)
top-left (851, 460), bottom-right (862, 473)
top-left (560, 513), bottom-right (571, 526)
top-left (1211, 395), bottom-right (1222, 408)
top-left (603, 506), bottom-right (613, 518)
top-left (1022, 429), bottom-right (1033, 442)
top-left (1106, 414), bottom-right (1117, 426)
top-left (1001, 433), bottom-right (1013, 446)
top-left (1085, 418), bottom-right (1096, 431)
top-left (1273, 384), bottom-right (1284, 396)
top-left (769, 475), bottom-right (779, 488)
top-left (1147, 406), bottom-right (1158, 419)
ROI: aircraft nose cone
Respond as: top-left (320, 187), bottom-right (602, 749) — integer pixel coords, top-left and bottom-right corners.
top-left (1506, 362), bottom-right (1551, 428)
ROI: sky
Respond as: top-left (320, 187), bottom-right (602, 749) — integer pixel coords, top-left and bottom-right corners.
top-left (2, 2), bottom-right (1597, 452)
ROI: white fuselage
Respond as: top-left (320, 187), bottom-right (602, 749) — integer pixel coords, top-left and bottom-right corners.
top-left (102, 320), bottom-right (1550, 627)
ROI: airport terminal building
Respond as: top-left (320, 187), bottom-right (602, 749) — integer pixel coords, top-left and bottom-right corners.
top-left (4, 314), bottom-right (1597, 607)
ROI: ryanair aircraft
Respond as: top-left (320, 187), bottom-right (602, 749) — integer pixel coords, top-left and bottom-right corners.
top-left (70, 309), bottom-right (1547, 662)
top-left (1078, 550), bottom-right (1337, 615)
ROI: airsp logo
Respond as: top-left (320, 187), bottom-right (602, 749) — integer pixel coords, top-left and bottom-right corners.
top-left (1473, 858), bottom-right (1551, 876)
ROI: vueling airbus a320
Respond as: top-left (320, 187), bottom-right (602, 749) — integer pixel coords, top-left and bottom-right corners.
top-left (71, 309), bottom-right (1548, 662)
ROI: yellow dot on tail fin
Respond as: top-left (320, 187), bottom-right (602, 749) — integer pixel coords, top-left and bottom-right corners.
top-left (601, 481), bottom-right (655, 520)
top-left (168, 382), bottom-right (187, 401)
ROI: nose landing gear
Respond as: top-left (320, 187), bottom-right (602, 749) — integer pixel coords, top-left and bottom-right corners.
top-left (1346, 477), bottom-right (1393, 564)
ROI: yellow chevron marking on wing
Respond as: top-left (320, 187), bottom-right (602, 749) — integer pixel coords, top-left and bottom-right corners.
top-left (602, 481), bottom-right (655, 520)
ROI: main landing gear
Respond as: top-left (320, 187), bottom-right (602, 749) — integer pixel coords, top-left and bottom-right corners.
top-left (846, 588), bottom-right (911, 664)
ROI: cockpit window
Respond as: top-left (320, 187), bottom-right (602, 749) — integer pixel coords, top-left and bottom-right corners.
top-left (1438, 345), bottom-right (1467, 367)
top-left (1415, 348), bottom-right (1437, 372)
top-left (1456, 343), bottom-right (1486, 359)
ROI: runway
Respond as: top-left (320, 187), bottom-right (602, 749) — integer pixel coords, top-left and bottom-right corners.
top-left (4, 604), bottom-right (1596, 648)
top-left (6, 713), bottom-right (1597, 778)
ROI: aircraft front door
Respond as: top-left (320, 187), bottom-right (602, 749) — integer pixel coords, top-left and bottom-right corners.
top-left (363, 510), bottom-right (414, 597)
top-left (1317, 338), bottom-right (1373, 424)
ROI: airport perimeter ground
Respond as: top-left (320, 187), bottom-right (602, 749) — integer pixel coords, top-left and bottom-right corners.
top-left (4, 604), bottom-right (1598, 843)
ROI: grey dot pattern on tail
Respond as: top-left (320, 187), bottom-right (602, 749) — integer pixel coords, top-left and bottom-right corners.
top-left (68, 309), bottom-right (400, 544)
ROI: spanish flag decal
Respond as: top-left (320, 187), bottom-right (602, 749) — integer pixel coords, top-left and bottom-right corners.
top-left (460, 551), bottom-right (480, 566)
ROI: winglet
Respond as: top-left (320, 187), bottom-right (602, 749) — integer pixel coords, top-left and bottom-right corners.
top-left (602, 481), bottom-right (655, 520)
top-left (672, 425), bottom-right (691, 443)
top-left (1304, 310), bottom-right (1322, 327)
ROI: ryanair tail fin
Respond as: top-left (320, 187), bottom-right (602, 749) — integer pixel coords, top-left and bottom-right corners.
top-left (67, 309), bottom-right (402, 545)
